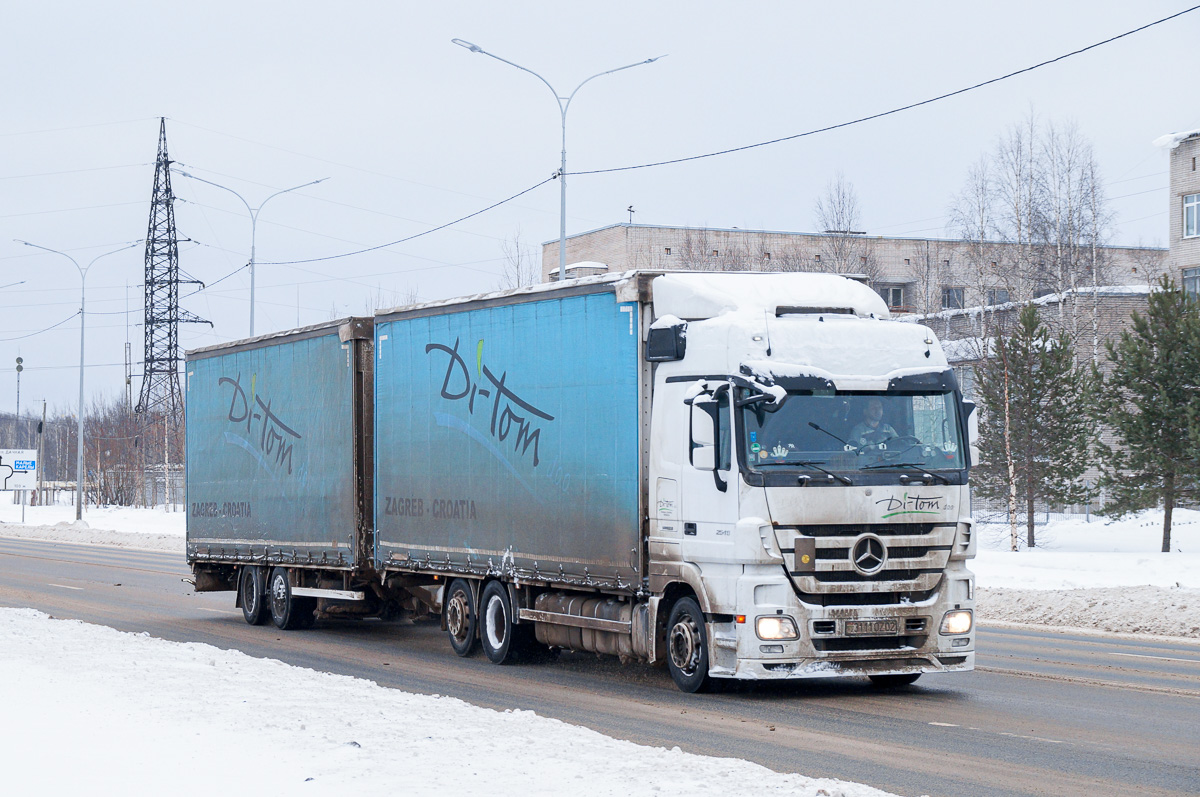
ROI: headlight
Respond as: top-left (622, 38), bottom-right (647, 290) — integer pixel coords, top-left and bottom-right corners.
top-left (940, 609), bottom-right (973, 635)
top-left (756, 615), bottom-right (798, 640)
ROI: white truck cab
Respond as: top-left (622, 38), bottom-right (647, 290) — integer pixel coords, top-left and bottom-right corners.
top-left (645, 272), bottom-right (975, 691)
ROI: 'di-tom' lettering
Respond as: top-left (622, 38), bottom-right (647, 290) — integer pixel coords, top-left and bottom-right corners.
top-left (425, 338), bottom-right (554, 466)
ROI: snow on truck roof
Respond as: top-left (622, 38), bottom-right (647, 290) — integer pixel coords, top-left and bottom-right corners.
top-left (374, 269), bottom-right (890, 321)
top-left (650, 272), bottom-right (889, 320)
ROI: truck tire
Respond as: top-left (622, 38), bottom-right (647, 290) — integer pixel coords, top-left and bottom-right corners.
top-left (479, 580), bottom-right (517, 665)
top-left (666, 597), bottom-right (712, 693)
top-left (239, 566), bottom-right (269, 626)
top-left (868, 673), bottom-right (921, 688)
top-left (444, 578), bottom-right (478, 657)
top-left (268, 567), bottom-right (316, 630)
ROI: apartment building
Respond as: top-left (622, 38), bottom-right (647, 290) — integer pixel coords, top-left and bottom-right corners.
top-left (541, 223), bottom-right (1165, 313)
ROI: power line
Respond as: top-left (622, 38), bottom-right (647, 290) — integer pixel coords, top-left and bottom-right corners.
top-left (0, 163), bottom-right (149, 181)
top-left (572, 5), bottom-right (1200, 176)
top-left (259, 176), bottom-right (556, 266)
top-left (0, 310), bottom-right (81, 341)
top-left (0, 117), bottom-right (158, 139)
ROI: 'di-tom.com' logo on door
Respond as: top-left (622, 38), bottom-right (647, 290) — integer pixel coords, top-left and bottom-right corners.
top-left (876, 493), bottom-right (949, 518)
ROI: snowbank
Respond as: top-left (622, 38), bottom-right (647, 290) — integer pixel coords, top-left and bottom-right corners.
top-left (0, 608), bottom-right (897, 797)
top-left (977, 585), bottom-right (1200, 638)
top-left (0, 503), bottom-right (183, 551)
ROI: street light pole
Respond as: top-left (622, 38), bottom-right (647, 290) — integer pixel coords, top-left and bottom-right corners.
top-left (452, 39), bottom-right (664, 281)
top-left (15, 240), bottom-right (140, 520)
top-left (175, 171), bottom-right (328, 337)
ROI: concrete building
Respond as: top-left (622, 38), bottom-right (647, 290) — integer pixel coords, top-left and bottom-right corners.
top-left (541, 223), bottom-right (1165, 314)
top-left (1160, 130), bottom-right (1200, 293)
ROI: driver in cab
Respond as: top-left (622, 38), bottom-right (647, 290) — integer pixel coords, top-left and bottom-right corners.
top-left (849, 397), bottom-right (897, 450)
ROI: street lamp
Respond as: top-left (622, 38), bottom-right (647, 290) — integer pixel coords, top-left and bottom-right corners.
top-left (452, 39), bottom-right (664, 281)
top-left (15, 239), bottom-right (141, 520)
top-left (175, 171), bottom-right (328, 337)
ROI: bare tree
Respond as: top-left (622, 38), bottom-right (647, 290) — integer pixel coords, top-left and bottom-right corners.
top-left (498, 228), bottom-right (540, 290)
top-left (813, 173), bottom-right (879, 280)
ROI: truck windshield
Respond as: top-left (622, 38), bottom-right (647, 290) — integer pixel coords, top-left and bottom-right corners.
top-left (740, 389), bottom-right (965, 472)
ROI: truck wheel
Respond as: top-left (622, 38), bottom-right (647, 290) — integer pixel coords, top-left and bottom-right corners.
top-left (479, 580), bottom-right (517, 665)
top-left (666, 597), bottom-right (712, 693)
top-left (444, 578), bottom-right (478, 657)
top-left (868, 673), bottom-right (921, 688)
top-left (268, 567), bottom-right (312, 630)
top-left (239, 566), bottom-right (269, 626)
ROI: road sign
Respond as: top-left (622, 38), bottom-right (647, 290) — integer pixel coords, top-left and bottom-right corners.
top-left (0, 448), bottom-right (37, 491)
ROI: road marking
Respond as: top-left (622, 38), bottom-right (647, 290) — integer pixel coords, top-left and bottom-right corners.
top-left (1108, 651), bottom-right (1200, 665)
top-left (929, 722), bottom-right (959, 727)
top-left (47, 583), bottom-right (83, 590)
top-left (198, 607), bottom-right (239, 615)
top-left (999, 731), bottom-right (1064, 744)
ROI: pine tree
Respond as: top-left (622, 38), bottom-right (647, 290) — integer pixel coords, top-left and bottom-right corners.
top-left (1100, 277), bottom-right (1200, 552)
top-left (974, 305), bottom-right (1095, 548)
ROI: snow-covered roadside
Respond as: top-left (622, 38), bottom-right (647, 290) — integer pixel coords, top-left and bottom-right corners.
top-left (0, 502), bottom-right (184, 550)
top-left (970, 508), bottom-right (1200, 639)
top-left (0, 608), bottom-right (897, 797)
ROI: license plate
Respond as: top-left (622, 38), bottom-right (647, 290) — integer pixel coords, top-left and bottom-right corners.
top-left (845, 619), bottom-right (899, 636)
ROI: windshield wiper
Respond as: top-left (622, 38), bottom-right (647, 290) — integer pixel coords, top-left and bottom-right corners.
top-left (861, 461), bottom-right (950, 485)
top-left (792, 460), bottom-right (852, 485)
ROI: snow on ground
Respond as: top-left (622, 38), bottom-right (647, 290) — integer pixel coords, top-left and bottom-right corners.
top-left (0, 500), bottom-right (183, 550)
top-left (0, 608), bottom-right (897, 797)
top-left (974, 508), bottom-right (1200, 638)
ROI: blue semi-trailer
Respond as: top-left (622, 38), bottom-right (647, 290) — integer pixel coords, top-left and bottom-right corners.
top-left (187, 271), bottom-right (977, 692)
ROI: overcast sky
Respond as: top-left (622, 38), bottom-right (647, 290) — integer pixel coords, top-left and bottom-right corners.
top-left (3, 1), bottom-right (1197, 412)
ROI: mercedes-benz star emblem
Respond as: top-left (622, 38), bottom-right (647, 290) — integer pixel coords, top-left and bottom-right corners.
top-left (851, 534), bottom-right (888, 576)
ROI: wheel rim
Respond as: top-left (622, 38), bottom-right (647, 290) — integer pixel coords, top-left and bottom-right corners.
top-left (483, 594), bottom-right (507, 651)
top-left (446, 588), bottom-right (470, 643)
top-left (271, 573), bottom-right (288, 616)
top-left (241, 572), bottom-right (256, 613)
top-left (669, 614), bottom-right (702, 676)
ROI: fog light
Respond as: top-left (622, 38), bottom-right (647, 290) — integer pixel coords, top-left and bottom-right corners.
top-left (952, 637), bottom-right (971, 647)
top-left (940, 609), bottom-right (973, 635)
top-left (759, 644), bottom-right (784, 654)
top-left (756, 615), bottom-right (798, 640)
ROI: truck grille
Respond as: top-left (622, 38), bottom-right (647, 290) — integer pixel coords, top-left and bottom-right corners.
top-left (778, 523), bottom-right (956, 606)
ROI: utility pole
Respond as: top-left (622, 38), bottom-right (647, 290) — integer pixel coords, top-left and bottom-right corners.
top-left (36, 400), bottom-right (45, 508)
top-left (136, 118), bottom-right (209, 509)
top-left (14, 357), bottom-right (22, 446)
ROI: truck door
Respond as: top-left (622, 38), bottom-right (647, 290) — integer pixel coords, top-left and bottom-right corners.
top-left (680, 384), bottom-right (739, 559)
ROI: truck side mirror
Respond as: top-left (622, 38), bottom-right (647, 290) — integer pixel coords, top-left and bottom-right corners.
top-left (690, 400), bottom-right (717, 471)
top-left (963, 400), bottom-right (979, 466)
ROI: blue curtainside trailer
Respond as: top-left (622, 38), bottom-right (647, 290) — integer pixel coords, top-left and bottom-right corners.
top-left (372, 286), bottom-right (644, 589)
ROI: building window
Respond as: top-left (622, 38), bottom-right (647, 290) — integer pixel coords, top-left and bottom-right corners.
top-left (814, 254), bottom-right (821, 263)
top-left (860, 256), bottom-right (867, 265)
top-left (941, 287), bottom-right (965, 310)
top-left (712, 249), bottom-right (719, 256)
top-left (1185, 268), bottom-right (1200, 295)
top-left (664, 247), bottom-right (671, 255)
top-left (879, 286), bottom-right (904, 308)
top-left (763, 252), bottom-right (771, 261)
top-left (904, 258), bottom-right (910, 266)
top-left (986, 288), bottom-right (1010, 305)
top-left (1184, 194), bottom-right (1200, 238)
top-left (943, 260), bottom-right (950, 267)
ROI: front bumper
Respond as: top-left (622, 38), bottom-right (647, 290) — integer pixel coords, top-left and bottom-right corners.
top-left (703, 562), bottom-right (975, 680)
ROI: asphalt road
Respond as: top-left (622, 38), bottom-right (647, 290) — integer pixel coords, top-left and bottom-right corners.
top-left (2, 536), bottom-right (1198, 797)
